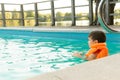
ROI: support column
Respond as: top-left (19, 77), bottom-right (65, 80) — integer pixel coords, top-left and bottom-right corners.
top-left (20, 4), bottom-right (25, 26)
top-left (1, 4), bottom-right (6, 27)
top-left (89, 0), bottom-right (93, 26)
top-left (34, 3), bottom-right (39, 26)
top-left (106, 0), bottom-right (110, 25)
top-left (51, 0), bottom-right (55, 26)
top-left (71, 0), bottom-right (76, 26)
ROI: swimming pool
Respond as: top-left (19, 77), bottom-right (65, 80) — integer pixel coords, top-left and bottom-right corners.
top-left (0, 29), bottom-right (120, 80)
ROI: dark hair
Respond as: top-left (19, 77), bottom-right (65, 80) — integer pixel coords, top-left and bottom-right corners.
top-left (88, 31), bottom-right (106, 43)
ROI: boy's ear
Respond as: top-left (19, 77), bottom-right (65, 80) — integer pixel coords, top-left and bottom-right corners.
top-left (94, 40), bottom-right (98, 43)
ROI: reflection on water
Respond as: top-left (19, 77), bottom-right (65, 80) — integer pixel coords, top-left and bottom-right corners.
top-left (0, 33), bottom-right (87, 80)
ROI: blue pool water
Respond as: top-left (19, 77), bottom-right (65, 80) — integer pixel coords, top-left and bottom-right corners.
top-left (0, 29), bottom-right (120, 80)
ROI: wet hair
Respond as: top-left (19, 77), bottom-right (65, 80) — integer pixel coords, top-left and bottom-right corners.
top-left (88, 31), bottom-right (106, 43)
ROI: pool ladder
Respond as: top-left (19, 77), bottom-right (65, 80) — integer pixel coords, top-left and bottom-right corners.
top-left (97, 0), bottom-right (120, 33)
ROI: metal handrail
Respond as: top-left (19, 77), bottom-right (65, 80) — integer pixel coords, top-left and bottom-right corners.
top-left (0, 0), bottom-right (91, 27)
top-left (97, 0), bottom-right (119, 33)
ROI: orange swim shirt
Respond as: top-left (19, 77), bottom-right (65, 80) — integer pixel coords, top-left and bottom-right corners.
top-left (85, 43), bottom-right (108, 59)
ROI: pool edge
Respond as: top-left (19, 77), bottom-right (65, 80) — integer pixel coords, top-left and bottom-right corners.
top-left (0, 27), bottom-right (106, 33)
top-left (26, 53), bottom-right (120, 80)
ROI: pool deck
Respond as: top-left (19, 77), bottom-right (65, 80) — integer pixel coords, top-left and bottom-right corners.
top-left (0, 26), bottom-right (120, 32)
top-left (27, 53), bottom-right (120, 80)
top-left (0, 26), bottom-right (106, 32)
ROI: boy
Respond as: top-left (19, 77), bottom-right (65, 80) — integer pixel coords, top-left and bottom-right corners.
top-left (72, 30), bottom-right (108, 61)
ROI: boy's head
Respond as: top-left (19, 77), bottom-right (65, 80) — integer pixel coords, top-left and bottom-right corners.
top-left (88, 31), bottom-right (106, 47)
top-left (88, 30), bottom-right (106, 42)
